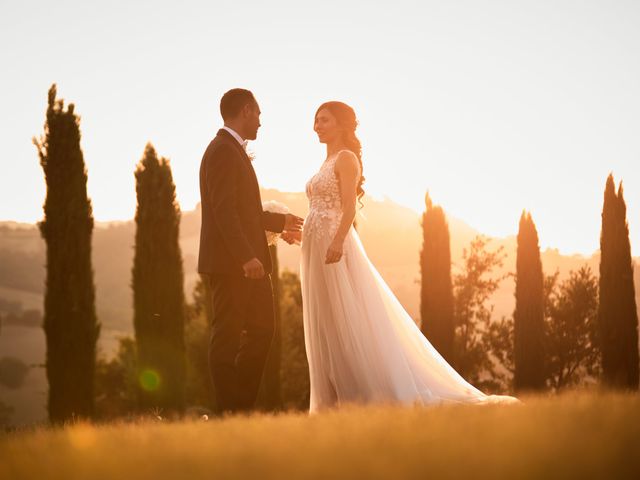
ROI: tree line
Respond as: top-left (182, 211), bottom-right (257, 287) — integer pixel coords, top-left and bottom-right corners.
top-left (420, 177), bottom-right (639, 393)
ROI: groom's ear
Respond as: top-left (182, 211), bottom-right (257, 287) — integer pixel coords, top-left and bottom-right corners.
top-left (241, 101), bottom-right (259, 117)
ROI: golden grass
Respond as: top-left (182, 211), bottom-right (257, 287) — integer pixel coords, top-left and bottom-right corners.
top-left (1, 392), bottom-right (639, 479)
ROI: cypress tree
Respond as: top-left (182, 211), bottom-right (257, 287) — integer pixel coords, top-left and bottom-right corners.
top-left (133, 144), bottom-right (186, 413)
top-left (598, 174), bottom-right (639, 389)
top-left (420, 193), bottom-right (455, 363)
top-left (513, 211), bottom-right (546, 392)
top-left (34, 84), bottom-right (100, 423)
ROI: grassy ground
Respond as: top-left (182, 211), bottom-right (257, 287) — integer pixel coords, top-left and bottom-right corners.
top-left (1, 392), bottom-right (639, 479)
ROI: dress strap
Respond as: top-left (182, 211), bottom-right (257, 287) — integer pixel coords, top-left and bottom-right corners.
top-left (329, 149), bottom-right (356, 167)
top-left (334, 149), bottom-right (354, 158)
top-left (332, 149), bottom-right (361, 177)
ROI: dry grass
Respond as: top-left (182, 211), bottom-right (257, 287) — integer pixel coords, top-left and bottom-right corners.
top-left (1, 391), bottom-right (639, 479)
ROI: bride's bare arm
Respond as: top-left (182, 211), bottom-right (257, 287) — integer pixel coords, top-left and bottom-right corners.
top-left (325, 151), bottom-right (360, 264)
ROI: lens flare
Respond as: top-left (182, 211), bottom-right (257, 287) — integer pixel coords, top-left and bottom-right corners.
top-left (139, 369), bottom-right (161, 391)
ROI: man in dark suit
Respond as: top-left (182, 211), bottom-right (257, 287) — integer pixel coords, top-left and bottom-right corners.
top-left (198, 88), bottom-right (303, 413)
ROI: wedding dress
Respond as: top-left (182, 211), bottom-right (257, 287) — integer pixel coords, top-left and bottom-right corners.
top-left (300, 150), bottom-right (519, 412)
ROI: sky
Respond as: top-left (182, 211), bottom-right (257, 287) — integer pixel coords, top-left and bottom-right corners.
top-left (1, 0), bottom-right (639, 256)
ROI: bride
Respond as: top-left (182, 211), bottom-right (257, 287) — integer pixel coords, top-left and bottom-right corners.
top-left (284, 101), bottom-right (518, 412)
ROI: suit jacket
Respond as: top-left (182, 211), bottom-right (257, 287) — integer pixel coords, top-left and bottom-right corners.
top-left (198, 129), bottom-right (285, 275)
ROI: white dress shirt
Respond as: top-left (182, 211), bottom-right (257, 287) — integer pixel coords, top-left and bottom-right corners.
top-left (222, 126), bottom-right (248, 150)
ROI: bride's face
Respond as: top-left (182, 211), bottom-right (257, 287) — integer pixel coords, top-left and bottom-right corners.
top-left (314, 108), bottom-right (340, 144)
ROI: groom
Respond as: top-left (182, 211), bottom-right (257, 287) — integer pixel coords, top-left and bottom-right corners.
top-left (198, 88), bottom-right (303, 414)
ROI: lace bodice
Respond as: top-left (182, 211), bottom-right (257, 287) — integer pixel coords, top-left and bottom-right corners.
top-left (304, 152), bottom-right (346, 240)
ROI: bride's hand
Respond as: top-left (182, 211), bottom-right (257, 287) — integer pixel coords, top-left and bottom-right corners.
top-left (325, 239), bottom-right (343, 264)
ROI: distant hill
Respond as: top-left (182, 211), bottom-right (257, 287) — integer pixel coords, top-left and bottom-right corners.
top-left (1, 189), bottom-right (638, 344)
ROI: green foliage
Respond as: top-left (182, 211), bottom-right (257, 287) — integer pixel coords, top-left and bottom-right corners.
top-left (0, 297), bottom-right (23, 315)
top-left (0, 400), bottom-right (13, 427)
top-left (0, 356), bottom-right (30, 389)
top-left (487, 273), bottom-right (561, 392)
top-left (513, 212), bottom-right (546, 392)
top-left (257, 245), bottom-right (283, 411)
top-left (184, 277), bottom-right (214, 410)
top-left (598, 175), bottom-right (639, 389)
top-left (489, 267), bottom-right (601, 392)
top-left (132, 144), bottom-right (186, 413)
top-left (278, 271), bottom-right (310, 410)
top-left (33, 84), bottom-right (100, 423)
top-left (0, 309), bottom-right (41, 328)
top-left (95, 337), bottom-right (137, 419)
top-left (95, 277), bottom-right (214, 419)
top-left (420, 193), bottom-right (455, 363)
top-left (485, 316), bottom-right (515, 390)
top-left (545, 267), bottom-right (600, 390)
top-left (452, 236), bottom-right (506, 391)
top-left (0, 249), bottom-right (44, 294)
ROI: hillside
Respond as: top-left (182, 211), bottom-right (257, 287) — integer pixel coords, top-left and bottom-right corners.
top-left (1, 189), bottom-right (633, 335)
top-left (1, 190), bottom-right (639, 426)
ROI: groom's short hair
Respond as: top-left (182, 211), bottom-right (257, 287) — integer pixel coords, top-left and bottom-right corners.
top-left (220, 88), bottom-right (256, 121)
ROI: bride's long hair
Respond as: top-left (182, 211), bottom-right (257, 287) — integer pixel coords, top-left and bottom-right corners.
top-left (315, 101), bottom-right (365, 206)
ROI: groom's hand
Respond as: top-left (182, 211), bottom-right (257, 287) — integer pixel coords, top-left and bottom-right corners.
top-left (281, 230), bottom-right (302, 245)
top-left (284, 213), bottom-right (304, 232)
top-left (243, 257), bottom-right (265, 279)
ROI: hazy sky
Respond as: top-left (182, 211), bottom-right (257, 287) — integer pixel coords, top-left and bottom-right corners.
top-left (1, 0), bottom-right (639, 255)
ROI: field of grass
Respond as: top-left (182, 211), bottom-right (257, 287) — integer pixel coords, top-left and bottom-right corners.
top-left (1, 392), bottom-right (639, 479)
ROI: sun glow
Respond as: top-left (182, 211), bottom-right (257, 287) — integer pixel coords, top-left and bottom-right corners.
top-left (1, 1), bottom-right (639, 256)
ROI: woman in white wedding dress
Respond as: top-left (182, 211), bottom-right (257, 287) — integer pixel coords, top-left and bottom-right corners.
top-left (288, 101), bottom-right (519, 412)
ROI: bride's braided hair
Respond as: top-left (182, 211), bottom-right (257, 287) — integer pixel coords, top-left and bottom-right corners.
top-left (315, 101), bottom-right (365, 206)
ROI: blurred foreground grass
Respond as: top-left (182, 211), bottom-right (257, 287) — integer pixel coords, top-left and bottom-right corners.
top-left (1, 392), bottom-right (639, 479)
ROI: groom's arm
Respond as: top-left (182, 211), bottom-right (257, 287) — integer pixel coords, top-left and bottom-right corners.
top-left (262, 211), bottom-right (286, 233)
top-left (206, 144), bottom-right (255, 265)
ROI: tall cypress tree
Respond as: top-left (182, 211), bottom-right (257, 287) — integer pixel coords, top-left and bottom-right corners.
top-left (598, 175), bottom-right (639, 389)
top-left (34, 84), bottom-right (100, 423)
top-left (133, 144), bottom-right (186, 413)
top-left (420, 193), bottom-right (455, 363)
top-left (513, 211), bottom-right (546, 392)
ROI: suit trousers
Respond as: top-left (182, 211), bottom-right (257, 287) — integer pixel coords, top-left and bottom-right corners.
top-left (208, 273), bottom-right (275, 413)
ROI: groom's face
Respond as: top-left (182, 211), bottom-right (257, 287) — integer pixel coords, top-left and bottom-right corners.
top-left (243, 101), bottom-right (261, 140)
